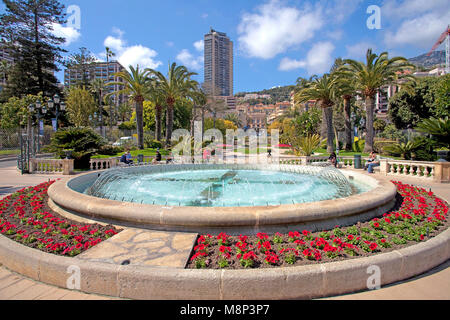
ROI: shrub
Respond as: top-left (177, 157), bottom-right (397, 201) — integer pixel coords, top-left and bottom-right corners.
top-left (48, 127), bottom-right (105, 169)
top-left (98, 145), bottom-right (123, 156)
top-left (352, 139), bottom-right (365, 153)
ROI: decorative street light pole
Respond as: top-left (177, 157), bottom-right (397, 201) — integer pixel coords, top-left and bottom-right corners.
top-left (47, 94), bottom-right (66, 131)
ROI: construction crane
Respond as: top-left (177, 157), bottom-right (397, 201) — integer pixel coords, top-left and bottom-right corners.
top-left (427, 25), bottom-right (450, 74)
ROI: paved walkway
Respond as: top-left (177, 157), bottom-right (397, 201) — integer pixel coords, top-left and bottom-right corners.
top-left (0, 162), bottom-right (449, 300)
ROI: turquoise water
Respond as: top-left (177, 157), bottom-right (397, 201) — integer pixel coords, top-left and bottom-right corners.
top-left (85, 169), bottom-right (366, 207)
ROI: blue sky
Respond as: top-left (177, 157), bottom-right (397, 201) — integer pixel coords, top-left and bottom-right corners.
top-left (3, 0), bottom-right (449, 93)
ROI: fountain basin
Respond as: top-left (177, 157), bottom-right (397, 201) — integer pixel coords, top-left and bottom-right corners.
top-left (48, 164), bottom-right (397, 235)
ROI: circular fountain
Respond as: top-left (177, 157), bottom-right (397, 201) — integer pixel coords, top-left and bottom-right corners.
top-left (48, 164), bottom-right (397, 234)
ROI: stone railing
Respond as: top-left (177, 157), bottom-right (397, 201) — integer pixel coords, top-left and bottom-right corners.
top-left (279, 156), bottom-right (370, 168)
top-left (89, 155), bottom-right (170, 170)
top-left (29, 158), bottom-right (74, 175)
top-left (380, 159), bottom-right (450, 183)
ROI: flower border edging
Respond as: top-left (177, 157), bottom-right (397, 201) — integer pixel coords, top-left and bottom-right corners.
top-left (0, 226), bottom-right (448, 299)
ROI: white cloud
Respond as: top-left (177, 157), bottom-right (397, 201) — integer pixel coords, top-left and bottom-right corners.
top-left (51, 23), bottom-right (81, 46)
top-left (384, 11), bottom-right (450, 49)
top-left (278, 57), bottom-right (306, 71)
top-left (381, 0), bottom-right (450, 49)
top-left (193, 40), bottom-right (204, 52)
top-left (346, 41), bottom-right (377, 59)
top-left (176, 49), bottom-right (204, 71)
top-left (237, 0), bottom-right (323, 59)
top-left (278, 41), bottom-right (335, 75)
top-left (102, 28), bottom-right (162, 70)
top-left (324, 0), bottom-right (363, 24)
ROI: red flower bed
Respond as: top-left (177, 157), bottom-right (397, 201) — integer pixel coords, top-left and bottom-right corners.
top-left (0, 180), bottom-right (122, 257)
top-left (187, 181), bottom-right (449, 269)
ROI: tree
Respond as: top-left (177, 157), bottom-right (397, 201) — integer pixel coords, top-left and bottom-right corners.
top-left (0, 0), bottom-right (66, 99)
top-left (339, 49), bottom-right (415, 152)
top-left (64, 47), bottom-right (97, 87)
top-left (89, 78), bottom-right (107, 135)
top-left (294, 74), bottom-right (339, 153)
top-left (147, 62), bottom-right (198, 146)
top-left (0, 94), bottom-right (43, 129)
top-left (432, 74), bottom-right (450, 118)
top-left (388, 77), bottom-right (437, 129)
top-left (107, 65), bottom-right (151, 149)
top-left (225, 113), bottom-right (242, 128)
top-left (105, 47), bottom-right (115, 63)
top-left (65, 87), bottom-right (96, 127)
top-left (416, 117), bottom-right (450, 149)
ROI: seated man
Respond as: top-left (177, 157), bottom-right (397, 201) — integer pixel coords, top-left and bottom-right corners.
top-left (120, 151), bottom-right (133, 165)
top-left (366, 152), bottom-right (380, 174)
top-left (364, 152), bottom-right (376, 170)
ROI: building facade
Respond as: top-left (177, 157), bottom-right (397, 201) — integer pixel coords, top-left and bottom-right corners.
top-left (204, 28), bottom-right (233, 97)
top-left (64, 61), bottom-right (127, 106)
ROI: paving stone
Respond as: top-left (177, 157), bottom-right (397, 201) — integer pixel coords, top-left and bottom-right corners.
top-left (0, 279), bottom-right (36, 299)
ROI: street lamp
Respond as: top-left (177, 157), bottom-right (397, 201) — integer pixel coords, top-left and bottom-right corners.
top-left (47, 94), bottom-right (66, 131)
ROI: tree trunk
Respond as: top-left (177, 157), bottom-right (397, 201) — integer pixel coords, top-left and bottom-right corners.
top-left (320, 109), bottom-right (327, 140)
top-left (155, 105), bottom-right (162, 142)
top-left (190, 104), bottom-right (196, 137)
top-left (343, 97), bottom-right (352, 151)
top-left (364, 95), bottom-right (375, 153)
top-left (323, 105), bottom-right (334, 153)
top-left (165, 103), bottom-right (174, 146)
top-left (135, 97), bottom-right (144, 149)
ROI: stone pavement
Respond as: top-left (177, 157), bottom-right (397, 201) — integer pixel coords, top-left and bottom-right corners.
top-left (0, 161), bottom-right (449, 300)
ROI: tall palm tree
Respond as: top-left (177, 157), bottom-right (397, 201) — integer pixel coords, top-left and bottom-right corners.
top-left (147, 62), bottom-right (198, 146)
top-left (105, 47), bottom-right (115, 63)
top-left (190, 88), bottom-right (207, 136)
top-left (147, 79), bottom-right (166, 142)
top-left (331, 58), bottom-right (355, 151)
top-left (106, 65), bottom-right (151, 149)
top-left (294, 74), bottom-right (339, 153)
top-left (338, 49), bottom-right (415, 152)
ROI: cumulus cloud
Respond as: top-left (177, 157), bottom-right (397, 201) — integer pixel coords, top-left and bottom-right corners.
top-left (384, 11), bottom-right (450, 49)
top-left (279, 41), bottom-right (335, 75)
top-left (237, 0), bottom-right (323, 59)
top-left (176, 49), bottom-right (204, 71)
top-left (382, 0), bottom-right (450, 49)
top-left (102, 28), bottom-right (162, 69)
top-left (51, 23), bottom-right (81, 46)
top-left (193, 40), bottom-right (204, 52)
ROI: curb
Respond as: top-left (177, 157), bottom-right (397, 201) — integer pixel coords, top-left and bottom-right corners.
top-left (0, 226), bottom-right (448, 300)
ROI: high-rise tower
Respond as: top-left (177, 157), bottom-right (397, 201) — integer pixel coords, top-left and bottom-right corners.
top-left (204, 28), bottom-right (233, 97)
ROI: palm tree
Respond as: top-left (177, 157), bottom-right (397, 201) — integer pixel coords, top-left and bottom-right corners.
top-left (106, 65), bottom-right (151, 149)
top-left (105, 47), bottom-right (115, 63)
top-left (294, 73), bottom-right (339, 153)
top-left (147, 79), bottom-right (166, 142)
top-left (225, 113), bottom-right (242, 128)
top-left (190, 88), bottom-right (207, 137)
top-left (331, 58), bottom-right (355, 151)
top-left (338, 49), bottom-right (415, 152)
top-left (89, 78), bottom-right (107, 136)
top-left (147, 62), bottom-right (198, 146)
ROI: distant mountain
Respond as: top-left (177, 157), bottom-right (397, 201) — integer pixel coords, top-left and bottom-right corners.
top-left (408, 50), bottom-right (445, 69)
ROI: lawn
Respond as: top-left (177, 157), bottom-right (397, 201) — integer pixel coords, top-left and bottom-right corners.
top-left (91, 148), bottom-right (170, 159)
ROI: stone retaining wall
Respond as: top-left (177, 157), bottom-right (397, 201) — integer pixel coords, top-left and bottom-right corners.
top-left (0, 227), bottom-right (448, 299)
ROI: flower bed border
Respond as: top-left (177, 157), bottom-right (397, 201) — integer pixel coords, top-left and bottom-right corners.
top-left (0, 216), bottom-right (448, 299)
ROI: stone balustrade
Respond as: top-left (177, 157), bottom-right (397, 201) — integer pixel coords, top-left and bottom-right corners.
top-left (380, 159), bottom-right (450, 183)
top-left (89, 158), bottom-right (118, 171)
top-left (29, 158), bottom-right (74, 175)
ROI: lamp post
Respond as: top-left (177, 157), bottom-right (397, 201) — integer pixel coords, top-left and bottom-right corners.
top-left (48, 94), bottom-right (66, 131)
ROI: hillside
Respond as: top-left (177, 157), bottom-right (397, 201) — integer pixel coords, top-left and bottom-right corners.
top-left (408, 50), bottom-right (445, 69)
top-left (235, 85), bottom-right (295, 103)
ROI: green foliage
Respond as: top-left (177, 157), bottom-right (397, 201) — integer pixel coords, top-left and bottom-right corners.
top-left (432, 74), bottom-right (450, 118)
top-left (378, 124), bottom-right (406, 141)
top-left (384, 140), bottom-right (424, 160)
top-left (118, 121), bottom-right (136, 130)
top-left (416, 117), bottom-right (450, 149)
top-left (48, 127), bottom-right (105, 169)
top-left (66, 87), bottom-right (97, 127)
top-left (352, 139), bottom-right (365, 153)
top-left (0, 94), bottom-right (43, 129)
top-left (203, 118), bottom-right (237, 136)
top-left (294, 107), bottom-right (322, 136)
top-left (295, 134), bottom-right (322, 156)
